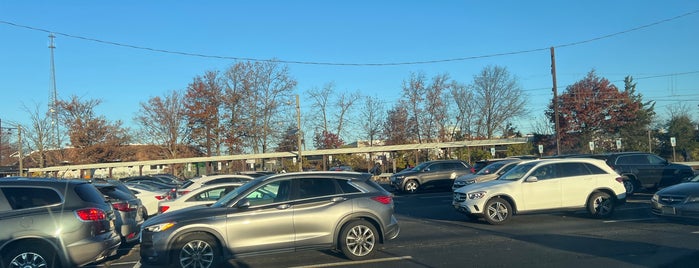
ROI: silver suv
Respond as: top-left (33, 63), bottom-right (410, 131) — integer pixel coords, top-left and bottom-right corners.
top-left (0, 177), bottom-right (122, 267)
top-left (140, 172), bottom-right (400, 267)
top-left (390, 159), bottom-right (472, 193)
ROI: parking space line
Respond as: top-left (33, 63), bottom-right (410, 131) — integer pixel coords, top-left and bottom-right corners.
top-left (288, 256), bottom-right (413, 268)
top-left (603, 218), bottom-right (658, 223)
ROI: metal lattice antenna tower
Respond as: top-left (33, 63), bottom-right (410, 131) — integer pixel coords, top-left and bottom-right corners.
top-left (49, 33), bottom-right (59, 149)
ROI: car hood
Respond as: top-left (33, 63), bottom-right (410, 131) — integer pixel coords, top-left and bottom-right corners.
top-left (657, 182), bottom-right (699, 196)
top-left (455, 173), bottom-right (480, 181)
top-left (454, 179), bottom-right (513, 193)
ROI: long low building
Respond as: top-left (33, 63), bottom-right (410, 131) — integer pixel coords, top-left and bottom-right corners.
top-left (27, 138), bottom-right (531, 178)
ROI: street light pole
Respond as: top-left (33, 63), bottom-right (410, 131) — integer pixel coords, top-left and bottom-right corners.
top-left (296, 94), bottom-right (303, 172)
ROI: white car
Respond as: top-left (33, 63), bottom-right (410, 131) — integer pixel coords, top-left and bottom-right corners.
top-left (178, 174), bottom-right (254, 195)
top-left (158, 182), bottom-right (244, 214)
top-left (453, 158), bottom-right (627, 225)
top-left (126, 184), bottom-right (170, 218)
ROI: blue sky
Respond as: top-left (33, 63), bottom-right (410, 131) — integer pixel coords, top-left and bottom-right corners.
top-left (1, 1), bottom-right (698, 139)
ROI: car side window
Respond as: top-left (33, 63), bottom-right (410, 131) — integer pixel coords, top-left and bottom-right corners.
top-left (192, 188), bottom-right (226, 202)
top-left (530, 165), bottom-right (556, 180)
top-left (584, 163), bottom-right (608, 175)
top-left (2, 187), bottom-right (62, 210)
top-left (647, 155), bottom-right (666, 165)
top-left (245, 179), bottom-right (290, 206)
top-left (338, 179), bottom-right (361, 194)
top-left (298, 178), bottom-right (338, 199)
top-left (557, 163), bottom-right (589, 177)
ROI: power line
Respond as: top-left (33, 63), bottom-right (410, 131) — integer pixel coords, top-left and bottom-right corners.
top-left (1, 9), bottom-right (697, 66)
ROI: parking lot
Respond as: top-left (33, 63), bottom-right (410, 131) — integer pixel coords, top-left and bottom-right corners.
top-left (88, 190), bottom-right (699, 268)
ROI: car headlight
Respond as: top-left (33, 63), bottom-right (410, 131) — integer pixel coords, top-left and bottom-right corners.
top-left (686, 196), bottom-right (699, 203)
top-left (467, 191), bottom-right (486, 200)
top-left (144, 222), bottom-right (176, 232)
top-left (466, 180), bottom-right (476, 185)
top-left (651, 194), bottom-right (659, 202)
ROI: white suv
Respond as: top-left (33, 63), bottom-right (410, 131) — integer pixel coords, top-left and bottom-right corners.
top-left (453, 158), bottom-right (627, 225)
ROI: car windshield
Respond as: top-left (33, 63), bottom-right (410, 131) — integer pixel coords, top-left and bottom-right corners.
top-left (476, 161), bottom-right (507, 175)
top-left (688, 174), bottom-right (699, 182)
top-left (498, 162), bottom-right (537, 181)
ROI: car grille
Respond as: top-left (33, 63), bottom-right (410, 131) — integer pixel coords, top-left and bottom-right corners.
top-left (656, 194), bottom-right (686, 205)
top-left (454, 192), bottom-right (466, 202)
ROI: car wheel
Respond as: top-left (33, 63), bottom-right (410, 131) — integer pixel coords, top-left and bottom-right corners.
top-left (483, 197), bottom-right (512, 225)
top-left (587, 192), bottom-right (615, 218)
top-left (403, 180), bottom-right (419, 194)
top-left (339, 219), bottom-right (378, 260)
top-left (172, 233), bottom-right (220, 268)
top-left (622, 179), bottom-right (638, 196)
top-left (5, 242), bottom-right (58, 268)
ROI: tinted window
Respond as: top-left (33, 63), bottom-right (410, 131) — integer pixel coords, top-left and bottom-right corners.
top-left (75, 183), bottom-right (109, 204)
top-left (2, 187), bottom-right (62, 210)
top-left (298, 178), bottom-right (338, 199)
top-left (97, 186), bottom-right (134, 201)
top-left (647, 154), bottom-right (666, 165)
top-left (338, 179), bottom-right (361, 194)
top-left (584, 163), bottom-right (608, 175)
top-left (617, 155), bottom-right (648, 165)
top-left (557, 163), bottom-right (589, 177)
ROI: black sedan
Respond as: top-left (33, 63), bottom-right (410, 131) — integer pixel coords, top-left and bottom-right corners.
top-left (651, 174), bottom-right (699, 220)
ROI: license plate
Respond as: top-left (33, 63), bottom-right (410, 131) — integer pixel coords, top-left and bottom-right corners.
top-left (661, 206), bottom-right (676, 215)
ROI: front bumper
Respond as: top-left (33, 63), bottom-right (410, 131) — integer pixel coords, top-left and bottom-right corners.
top-left (139, 229), bottom-right (172, 265)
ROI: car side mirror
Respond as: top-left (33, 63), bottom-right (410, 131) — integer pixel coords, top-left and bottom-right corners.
top-left (525, 176), bottom-right (539, 182)
top-left (423, 168), bottom-right (430, 172)
top-left (236, 198), bottom-right (251, 209)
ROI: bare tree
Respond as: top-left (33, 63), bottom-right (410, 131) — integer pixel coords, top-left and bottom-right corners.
top-left (424, 74), bottom-right (451, 142)
top-left (221, 61), bottom-right (297, 154)
top-left (401, 72), bottom-right (427, 143)
top-left (334, 90), bottom-right (362, 139)
top-left (450, 82), bottom-right (476, 140)
top-left (22, 103), bottom-right (53, 168)
top-left (135, 90), bottom-right (191, 159)
top-left (471, 65), bottom-right (527, 139)
top-left (306, 83), bottom-right (334, 134)
top-left (361, 95), bottom-right (385, 146)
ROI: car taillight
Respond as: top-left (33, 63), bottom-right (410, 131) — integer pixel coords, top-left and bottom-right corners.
top-left (371, 195), bottom-right (393, 205)
top-left (155, 195), bottom-right (167, 200)
top-left (615, 176), bottom-right (624, 183)
top-left (159, 206), bottom-right (170, 213)
top-left (76, 208), bottom-right (107, 221)
top-left (112, 202), bottom-right (135, 212)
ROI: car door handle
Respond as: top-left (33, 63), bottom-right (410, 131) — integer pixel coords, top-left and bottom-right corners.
top-left (331, 197), bottom-right (347, 202)
top-left (276, 204), bottom-right (291, 210)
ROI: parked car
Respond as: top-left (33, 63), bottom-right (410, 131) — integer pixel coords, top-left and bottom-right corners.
top-left (329, 165), bottom-right (353, 171)
top-left (390, 159), bottom-right (472, 193)
top-left (472, 158), bottom-right (510, 173)
top-left (178, 174), bottom-right (254, 195)
top-left (651, 174), bottom-right (699, 220)
top-left (122, 175), bottom-right (181, 187)
top-left (140, 172), bottom-right (400, 267)
top-left (158, 182), bottom-right (244, 214)
top-left (452, 159), bottom-right (522, 191)
top-left (0, 177), bottom-right (121, 267)
top-left (93, 181), bottom-right (146, 243)
top-left (149, 173), bottom-right (184, 185)
top-left (453, 158), bottom-right (627, 225)
top-left (596, 152), bottom-right (694, 195)
top-left (126, 183), bottom-right (170, 218)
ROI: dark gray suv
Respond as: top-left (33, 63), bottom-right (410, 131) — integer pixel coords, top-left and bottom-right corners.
top-left (140, 172), bottom-right (400, 268)
top-left (390, 159), bottom-right (473, 193)
top-left (0, 177), bottom-right (122, 268)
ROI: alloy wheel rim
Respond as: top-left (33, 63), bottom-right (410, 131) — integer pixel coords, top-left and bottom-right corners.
top-left (594, 196), bottom-right (611, 215)
top-left (487, 202), bottom-right (508, 222)
top-left (346, 225), bottom-right (375, 257)
top-left (180, 240), bottom-right (214, 268)
top-left (10, 252), bottom-right (47, 268)
top-left (406, 182), bottom-right (418, 192)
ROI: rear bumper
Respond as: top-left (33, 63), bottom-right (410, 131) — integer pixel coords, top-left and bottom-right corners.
top-left (66, 231), bottom-right (122, 266)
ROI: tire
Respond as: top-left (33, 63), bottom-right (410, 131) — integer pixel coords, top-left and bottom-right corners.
top-left (172, 233), bottom-right (220, 268)
top-left (483, 197), bottom-right (512, 225)
top-left (587, 192), bottom-right (615, 218)
top-left (5, 242), bottom-right (58, 268)
top-left (622, 178), bottom-right (639, 196)
top-left (339, 220), bottom-right (378, 260)
top-left (403, 179), bottom-right (420, 194)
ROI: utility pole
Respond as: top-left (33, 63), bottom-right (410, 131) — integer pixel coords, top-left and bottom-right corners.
top-left (49, 33), bottom-right (59, 150)
top-left (296, 94), bottom-right (303, 172)
top-left (550, 47), bottom-right (561, 155)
